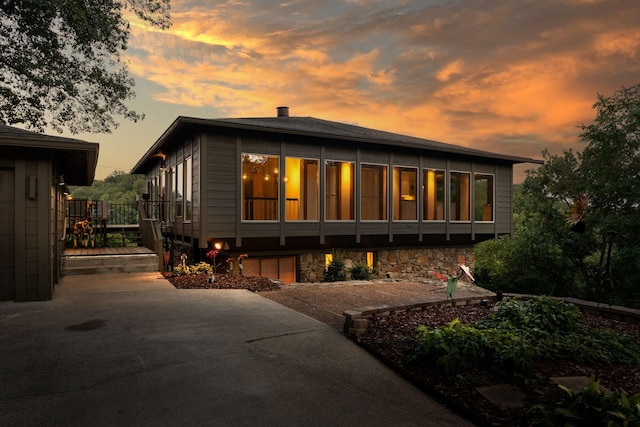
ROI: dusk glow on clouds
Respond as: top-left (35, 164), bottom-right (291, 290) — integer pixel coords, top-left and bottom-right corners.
top-left (89, 0), bottom-right (639, 181)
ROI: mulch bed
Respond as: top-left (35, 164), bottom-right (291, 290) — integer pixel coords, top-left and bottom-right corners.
top-left (161, 273), bottom-right (640, 426)
top-left (358, 304), bottom-right (640, 426)
top-left (162, 272), bottom-right (281, 292)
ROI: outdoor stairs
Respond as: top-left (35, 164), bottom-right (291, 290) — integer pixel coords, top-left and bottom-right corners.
top-left (62, 250), bottom-right (159, 276)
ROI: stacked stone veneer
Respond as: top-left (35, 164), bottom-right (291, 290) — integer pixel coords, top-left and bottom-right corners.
top-left (298, 246), bottom-right (475, 283)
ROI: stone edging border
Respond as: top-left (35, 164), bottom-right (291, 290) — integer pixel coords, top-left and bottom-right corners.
top-left (343, 293), bottom-right (640, 338)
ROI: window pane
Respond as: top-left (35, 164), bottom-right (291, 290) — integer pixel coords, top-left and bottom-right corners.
top-left (474, 173), bottom-right (494, 221)
top-left (169, 167), bottom-right (175, 221)
top-left (285, 158), bottom-right (319, 220)
top-left (361, 164), bottom-right (388, 220)
top-left (242, 154), bottom-right (279, 221)
top-left (185, 157), bottom-right (192, 221)
top-left (450, 172), bottom-right (470, 221)
top-left (393, 167), bottom-right (417, 220)
top-left (423, 169), bottom-right (445, 221)
top-left (325, 161), bottom-right (354, 220)
top-left (175, 162), bottom-right (183, 217)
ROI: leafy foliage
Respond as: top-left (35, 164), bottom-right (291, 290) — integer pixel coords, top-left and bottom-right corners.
top-left (0, 0), bottom-right (170, 134)
top-left (412, 297), bottom-right (640, 384)
top-left (69, 170), bottom-right (145, 204)
top-left (475, 83), bottom-right (640, 307)
top-left (532, 376), bottom-right (640, 427)
top-left (349, 259), bottom-right (374, 280)
top-left (173, 262), bottom-right (212, 277)
top-left (323, 251), bottom-right (348, 282)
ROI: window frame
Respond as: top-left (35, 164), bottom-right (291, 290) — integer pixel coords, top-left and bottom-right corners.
top-left (324, 159), bottom-right (355, 222)
top-left (449, 170), bottom-right (471, 222)
top-left (393, 165), bottom-right (418, 221)
top-left (360, 162), bottom-right (388, 222)
top-left (284, 157), bottom-right (320, 222)
top-left (184, 157), bottom-right (193, 222)
top-left (422, 168), bottom-right (446, 222)
top-left (175, 161), bottom-right (184, 218)
top-left (241, 153), bottom-right (280, 222)
top-left (474, 172), bottom-right (495, 223)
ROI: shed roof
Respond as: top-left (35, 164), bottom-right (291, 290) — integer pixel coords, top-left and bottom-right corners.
top-left (132, 114), bottom-right (543, 174)
top-left (0, 124), bottom-right (99, 185)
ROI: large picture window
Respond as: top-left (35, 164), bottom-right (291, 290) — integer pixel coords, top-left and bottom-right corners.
top-left (168, 166), bottom-right (175, 221)
top-left (423, 169), bottom-right (445, 221)
top-left (393, 166), bottom-right (417, 220)
top-left (474, 173), bottom-right (494, 222)
top-left (285, 158), bottom-right (319, 221)
top-left (450, 171), bottom-right (470, 221)
top-left (175, 162), bottom-right (183, 217)
top-left (361, 164), bottom-right (388, 221)
top-left (325, 160), bottom-right (354, 220)
top-left (242, 154), bottom-right (279, 221)
top-left (185, 157), bottom-right (192, 221)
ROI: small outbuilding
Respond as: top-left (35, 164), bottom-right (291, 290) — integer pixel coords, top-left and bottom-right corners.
top-left (0, 125), bottom-right (99, 301)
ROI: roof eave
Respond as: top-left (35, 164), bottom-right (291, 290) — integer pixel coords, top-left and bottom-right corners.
top-left (132, 116), bottom-right (544, 173)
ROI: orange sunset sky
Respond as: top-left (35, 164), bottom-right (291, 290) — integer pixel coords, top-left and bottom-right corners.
top-left (65, 0), bottom-right (640, 182)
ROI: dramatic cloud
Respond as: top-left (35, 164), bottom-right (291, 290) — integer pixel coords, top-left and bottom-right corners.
top-left (95, 0), bottom-right (639, 180)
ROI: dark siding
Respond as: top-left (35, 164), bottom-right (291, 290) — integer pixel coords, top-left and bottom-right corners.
top-left (13, 151), bottom-right (53, 301)
top-left (154, 124), bottom-right (520, 253)
top-left (495, 165), bottom-right (513, 234)
top-left (205, 133), bottom-right (237, 238)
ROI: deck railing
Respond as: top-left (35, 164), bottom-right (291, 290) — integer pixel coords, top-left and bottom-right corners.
top-left (66, 199), bottom-right (142, 248)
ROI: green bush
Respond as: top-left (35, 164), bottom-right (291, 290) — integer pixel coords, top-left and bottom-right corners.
top-left (531, 376), bottom-right (640, 426)
top-left (350, 260), bottom-right (374, 280)
top-left (412, 297), bottom-right (640, 384)
top-left (323, 252), bottom-right (347, 282)
top-left (173, 261), bottom-right (212, 276)
top-left (478, 296), bottom-right (581, 332)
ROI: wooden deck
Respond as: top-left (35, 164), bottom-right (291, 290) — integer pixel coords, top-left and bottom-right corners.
top-left (63, 246), bottom-right (156, 257)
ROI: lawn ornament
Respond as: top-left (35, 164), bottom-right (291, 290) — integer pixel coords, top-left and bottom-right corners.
top-left (428, 260), bottom-right (475, 299)
top-left (72, 219), bottom-right (95, 248)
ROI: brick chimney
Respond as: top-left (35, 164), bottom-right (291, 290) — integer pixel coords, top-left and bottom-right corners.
top-left (276, 106), bottom-right (289, 117)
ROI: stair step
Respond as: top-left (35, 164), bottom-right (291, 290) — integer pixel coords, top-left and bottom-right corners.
top-left (63, 254), bottom-right (159, 275)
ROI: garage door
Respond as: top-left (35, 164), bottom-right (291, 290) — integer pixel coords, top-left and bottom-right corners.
top-left (243, 256), bottom-right (296, 284)
top-left (0, 168), bottom-right (15, 300)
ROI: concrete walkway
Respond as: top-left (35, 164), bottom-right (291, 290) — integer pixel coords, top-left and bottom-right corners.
top-left (0, 272), bottom-right (475, 426)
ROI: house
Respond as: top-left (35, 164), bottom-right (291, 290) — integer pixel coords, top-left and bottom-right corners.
top-left (132, 107), bottom-right (541, 283)
top-left (0, 125), bottom-right (99, 301)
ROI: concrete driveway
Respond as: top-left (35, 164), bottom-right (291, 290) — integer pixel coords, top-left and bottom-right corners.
top-left (0, 272), bottom-right (475, 426)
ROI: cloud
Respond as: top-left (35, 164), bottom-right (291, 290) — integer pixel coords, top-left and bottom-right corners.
top-left (118, 0), bottom-right (639, 180)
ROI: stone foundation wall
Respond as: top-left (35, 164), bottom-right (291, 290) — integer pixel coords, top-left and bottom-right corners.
top-left (298, 246), bottom-right (475, 283)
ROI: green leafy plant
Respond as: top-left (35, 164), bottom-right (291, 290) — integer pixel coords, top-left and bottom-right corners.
top-left (350, 259), bottom-right (374, 280)
top-left (412, 297), bottom-right (640, 384)
top-left (531, 376), bottom-right (640, 426)
top-left (323, 251), bottom-right (348, 282)
top-left (173, 262), bottom-right (212, 276)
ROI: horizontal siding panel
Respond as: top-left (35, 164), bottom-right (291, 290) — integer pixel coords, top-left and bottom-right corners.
top-left (422, 157), bottom-right (447, 169)
top-left (283, 144), bottom-right (321, 158)
top-left (393, 153), bottom-right (420, 166)
top-left (324, 146), bottom-right (356, 161)
top-left (283, 228), bottom-right (322, 237)
top-left (324, 223), bottom-right (357, 234)
top-left (449, 223), bottom-right (472, 233)
top-left (474, 223), bottom-right (497, 234)
top-left (359, 223), bottom-right (389, 233)
top-left (241, 139), bottom-right (281, 155)
top-left (391, 223), bottom-right (420, 234)
top-left (283, 223), bottom-right (321, 233)
top-left (360, 151), bottom-right (389, 163)
top-left (449, 160), bottom-right (471, 171)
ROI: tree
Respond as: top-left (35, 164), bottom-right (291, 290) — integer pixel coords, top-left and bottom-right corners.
top-left (476, 83), bottom-right (640, 306)
top-left (0, 0), bottom-right (170, 134)
top-left (69, 170), bottom-right (145, 204)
